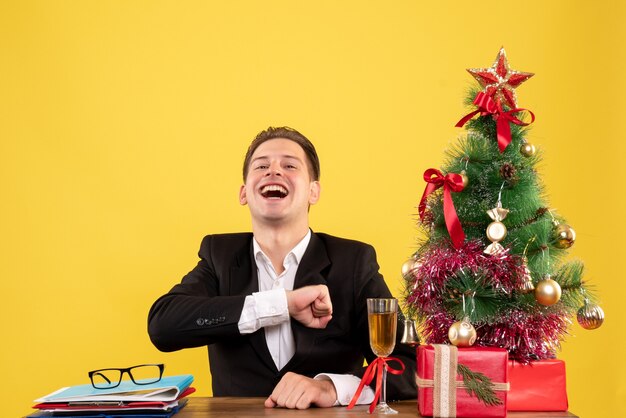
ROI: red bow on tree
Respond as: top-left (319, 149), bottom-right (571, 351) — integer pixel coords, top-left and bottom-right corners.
top-left (418, 168), bottom-right (465, 249)
top-left (456, 92), bottom-right (535, 153)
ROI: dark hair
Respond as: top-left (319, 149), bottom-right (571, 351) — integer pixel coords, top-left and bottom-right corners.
top-left (242, 126), bottom-right (321, 181)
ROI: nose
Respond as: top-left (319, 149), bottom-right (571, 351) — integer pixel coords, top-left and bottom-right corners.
top-left (266, 162), bottom-right (282, 176)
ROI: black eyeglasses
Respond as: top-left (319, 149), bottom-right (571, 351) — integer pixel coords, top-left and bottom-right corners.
top-left (88, 364), bottom-right (165, 389)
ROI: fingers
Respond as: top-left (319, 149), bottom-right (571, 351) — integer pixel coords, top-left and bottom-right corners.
top-left (302, 313), bottom-right (332, 330)
top-left (264, 372), bottom-right (337, 409)
top-left (287, 285), bottom-right (330, 311)
top-left (265, 373), bottom-right (312, 409)
top-left (312, 295), bottom-right (332, 317)
top-left (286, 285), bottom-right (333, 329)
top-left (315, 314), bottom-right (332, 328)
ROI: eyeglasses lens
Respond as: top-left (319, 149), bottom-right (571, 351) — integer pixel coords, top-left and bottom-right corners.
top-left (91, 369), bottom-right (122, 389)
top-left (130, 364), bottom-right (162, 384)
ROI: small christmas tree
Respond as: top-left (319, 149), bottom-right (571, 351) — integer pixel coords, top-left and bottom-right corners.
top-left (402, 48), bottom-right (604, 362)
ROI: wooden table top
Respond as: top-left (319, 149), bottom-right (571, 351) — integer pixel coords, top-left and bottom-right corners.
top-left (176, 397), bottom-right (579, 418)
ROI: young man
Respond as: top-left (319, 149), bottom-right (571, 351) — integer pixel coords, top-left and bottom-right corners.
top-left (148, 127), bottom-right (416, 409)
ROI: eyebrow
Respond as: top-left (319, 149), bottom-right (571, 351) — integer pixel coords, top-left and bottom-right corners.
top-left (251, 155), bottom-right (303, 164)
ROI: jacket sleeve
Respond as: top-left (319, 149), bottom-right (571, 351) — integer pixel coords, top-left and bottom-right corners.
top-left (147, 236), bottom-right (247, 352)
top-left (353, 244), bottom-right (418, 401)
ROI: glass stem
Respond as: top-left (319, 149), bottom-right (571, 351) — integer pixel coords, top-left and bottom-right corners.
top-left (381, 361), bottom-right (388, 406)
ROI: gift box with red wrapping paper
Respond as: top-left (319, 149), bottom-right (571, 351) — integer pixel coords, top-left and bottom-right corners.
top-left (507, 359), bottom-right (568, 411)
top-left (416, 345), bottom-right (509, 418)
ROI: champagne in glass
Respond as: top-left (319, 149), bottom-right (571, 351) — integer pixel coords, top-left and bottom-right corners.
top-left (367, 298), bottom-right (398, 414)
top-left (369, 311), bottom-right (397, 357)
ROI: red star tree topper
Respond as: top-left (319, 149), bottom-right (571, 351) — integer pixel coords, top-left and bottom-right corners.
top-left (467, 47), bottom-right (534, 108)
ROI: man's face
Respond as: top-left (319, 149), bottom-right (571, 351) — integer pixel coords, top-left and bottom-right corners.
top-left (239, 138), bottom-right (320, 226)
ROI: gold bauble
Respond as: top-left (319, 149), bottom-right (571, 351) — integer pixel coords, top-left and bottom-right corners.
top-left (460, 170), bottom-right (470, 189)
top-left (535, 277), bottom-right (562, 306)
top-left (448, 318), bottom-right (477, 347)
top-left (486, 221), bottom-right (507, 242)
top-left (520, 142), bottom-right (536, 157)
top-left (577, 303), bottom-right (605, 330)
top-left (552, 223), bottom-right (576, 249)
top-left (401, 258), bottom-right (421, 279)
top-left (401, 258), bottom-right (413, 278)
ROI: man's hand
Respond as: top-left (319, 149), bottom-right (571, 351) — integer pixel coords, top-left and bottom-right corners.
top-left (264, 372), bottom-right (337, 409)
top-left (286, 285), bottom-right (332, 329)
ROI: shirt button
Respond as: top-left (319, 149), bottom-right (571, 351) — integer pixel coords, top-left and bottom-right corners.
top-left (270, 307), bottom-right (276, 314)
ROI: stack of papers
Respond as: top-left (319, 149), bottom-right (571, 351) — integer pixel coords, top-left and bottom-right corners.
top-left (28, 375), bottom-right (194, 418)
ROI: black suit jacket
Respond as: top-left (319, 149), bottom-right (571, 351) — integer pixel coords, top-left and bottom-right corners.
top-left (148, 232), bottom-right (416, 400)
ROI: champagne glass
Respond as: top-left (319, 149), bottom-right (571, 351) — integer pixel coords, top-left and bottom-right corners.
top-left (367, 298), bottom-right (398, 414)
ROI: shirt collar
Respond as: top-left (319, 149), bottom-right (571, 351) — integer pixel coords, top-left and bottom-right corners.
top-left (253, 229), bottom-right (312, 266)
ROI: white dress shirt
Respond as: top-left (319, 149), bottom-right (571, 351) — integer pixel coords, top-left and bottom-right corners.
top-left (237, 230), bottom-right (374, 406)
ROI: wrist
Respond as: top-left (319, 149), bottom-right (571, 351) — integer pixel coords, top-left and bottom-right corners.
top-left (315, 373), bottom-right (374, 406)
top-left (313, 375), bottom-right (339, 406)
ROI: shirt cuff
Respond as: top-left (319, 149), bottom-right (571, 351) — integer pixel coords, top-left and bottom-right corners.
top-left (238, 289), bottom-right (289, 334)
top-left (314, 373), bottom-right (375, 406)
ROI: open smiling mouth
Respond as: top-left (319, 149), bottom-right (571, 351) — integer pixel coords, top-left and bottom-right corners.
top-left (260, 185), bottom-right (289, 199)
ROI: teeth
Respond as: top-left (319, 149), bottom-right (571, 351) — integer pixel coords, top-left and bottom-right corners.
top-left (260, 184), bottom-right (288, 199)
top-left (261, 185), bottom-right (288, 195)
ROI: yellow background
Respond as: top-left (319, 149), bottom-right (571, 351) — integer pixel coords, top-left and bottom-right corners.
top-left (1, 1), bottom-right (624, 417)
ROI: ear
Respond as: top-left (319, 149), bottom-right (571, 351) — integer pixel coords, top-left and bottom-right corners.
top-left (308, 181), bottom-right (321, 205)
top-left (239, 184), bottom-right (248, 205)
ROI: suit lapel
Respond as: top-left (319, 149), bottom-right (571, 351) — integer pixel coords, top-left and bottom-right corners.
top-left (286, 232), bottom-right (331, 371)
top-left (229, 239), bottom-right (278, 373)
top-left (293, 232), bottom-right (330, 289)
top-left (229, 239), bottom-right (258, 296)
